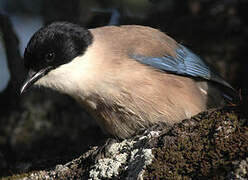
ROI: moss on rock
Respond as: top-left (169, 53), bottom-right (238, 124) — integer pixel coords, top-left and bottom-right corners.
top-left (144, 106), bottom-right (248, 179)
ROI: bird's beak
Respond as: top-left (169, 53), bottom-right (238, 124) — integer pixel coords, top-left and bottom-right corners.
top-left (20, 67), bottom-right (51, 94)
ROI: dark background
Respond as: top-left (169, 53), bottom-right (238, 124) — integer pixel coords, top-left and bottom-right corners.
top-left (0, 0), bottom-right (247, 177)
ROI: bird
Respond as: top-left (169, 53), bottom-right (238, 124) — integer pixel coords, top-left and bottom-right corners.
top-left (21, 22), bottom-right (236, 139)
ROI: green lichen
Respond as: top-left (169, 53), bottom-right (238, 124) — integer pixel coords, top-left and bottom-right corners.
top-left (144, 106), bottom-right (248, 179)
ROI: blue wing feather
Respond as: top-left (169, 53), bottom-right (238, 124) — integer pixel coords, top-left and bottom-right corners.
top-left (132, 44), bottom-right (233, 90)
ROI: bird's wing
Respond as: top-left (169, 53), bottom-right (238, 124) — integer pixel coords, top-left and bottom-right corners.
top-left (131, 44), bottom-right (233, 90)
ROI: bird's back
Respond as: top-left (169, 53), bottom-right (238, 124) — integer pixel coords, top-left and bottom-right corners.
top-left (90, 25), bottom-right (178, 58)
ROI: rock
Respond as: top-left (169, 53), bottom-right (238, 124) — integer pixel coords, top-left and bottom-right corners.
top-left (19, 127), bottom-right (163, 180)
top-left (5, 105), bottom-right (247, 180)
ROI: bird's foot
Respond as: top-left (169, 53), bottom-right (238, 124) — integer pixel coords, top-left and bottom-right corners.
top-left (91, 138), bottom-right (118, 162)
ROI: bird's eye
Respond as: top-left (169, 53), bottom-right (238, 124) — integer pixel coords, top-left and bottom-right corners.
top-left (45, 52), bottom-right (55, 63)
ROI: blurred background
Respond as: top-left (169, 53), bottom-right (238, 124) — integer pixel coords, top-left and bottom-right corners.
top-left (0, 0), bottom-right (247, 177)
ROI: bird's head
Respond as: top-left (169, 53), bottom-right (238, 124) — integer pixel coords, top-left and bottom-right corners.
top-left (21, 22), bottom-right (93, 94)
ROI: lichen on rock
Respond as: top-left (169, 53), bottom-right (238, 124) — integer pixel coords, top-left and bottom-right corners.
top-left (89, 130), bottom-right (161, 180)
